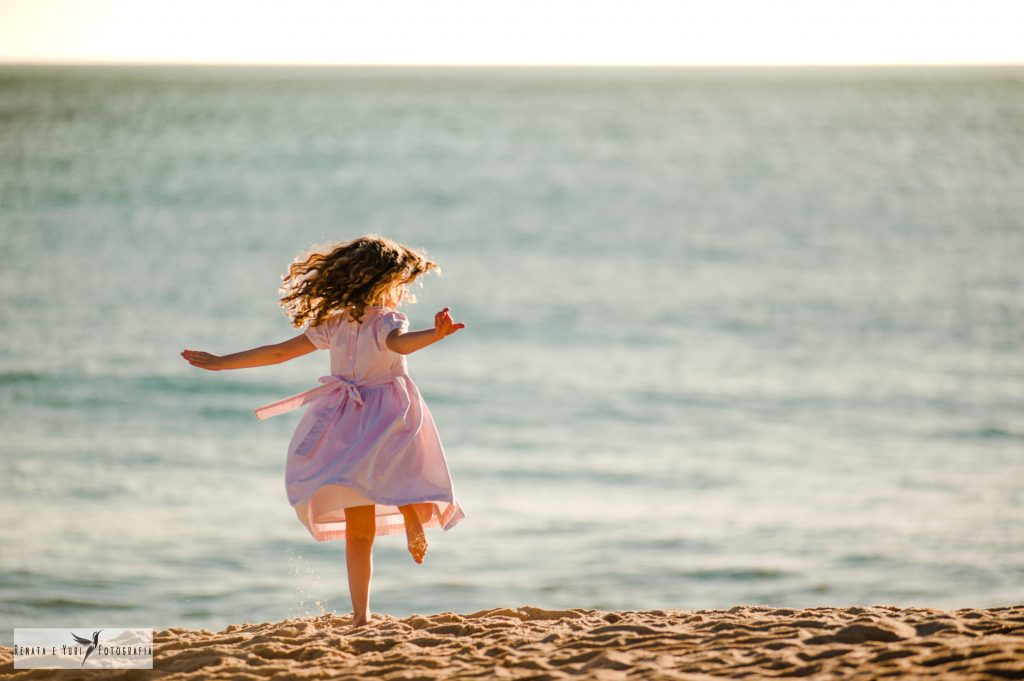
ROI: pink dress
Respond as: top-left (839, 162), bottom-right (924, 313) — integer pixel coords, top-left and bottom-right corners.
top-left (254, 306), bottom-right (466, 542)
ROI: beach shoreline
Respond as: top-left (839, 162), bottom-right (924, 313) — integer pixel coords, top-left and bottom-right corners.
top-left (2, 603), bottom-right (1021, 679)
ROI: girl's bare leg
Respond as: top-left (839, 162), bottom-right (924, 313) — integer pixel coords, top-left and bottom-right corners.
top-left (344, 505), bottom-right (376, 626)
top-left (398, 503), bottom-right (432, 564)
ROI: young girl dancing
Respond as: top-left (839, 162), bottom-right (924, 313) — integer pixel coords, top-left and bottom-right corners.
top-left (181, 235), bottom-right (467, 627)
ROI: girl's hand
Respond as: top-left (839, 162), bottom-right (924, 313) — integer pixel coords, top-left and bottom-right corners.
top-left (181, 349), bottom-right (225, 371)
top-left (434, 307), bottom-right (465, 339)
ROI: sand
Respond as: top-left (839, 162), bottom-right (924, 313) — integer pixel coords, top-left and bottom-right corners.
top-left (2, 604), bottom-right (1022, 679)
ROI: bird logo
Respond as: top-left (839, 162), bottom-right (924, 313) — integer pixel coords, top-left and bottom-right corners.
top-left (70, 630), bottom-right (103, 667)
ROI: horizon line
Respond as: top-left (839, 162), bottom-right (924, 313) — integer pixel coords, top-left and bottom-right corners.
top-left (2, 59), bottom-right (1023, 69)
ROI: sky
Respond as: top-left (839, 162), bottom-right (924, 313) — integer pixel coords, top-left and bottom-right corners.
top-left (0, 0), bottom-right (1021, 66)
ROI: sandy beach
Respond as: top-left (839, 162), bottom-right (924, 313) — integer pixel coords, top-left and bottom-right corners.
top-left (2, 604), bottom-right (1021, 679)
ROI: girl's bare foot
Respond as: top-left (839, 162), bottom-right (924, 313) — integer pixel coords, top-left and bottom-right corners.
top-left (352, 612), bottom-right (371, 627)
top-left (400, 507), bottom-right (428, 563)
top-left (407, 528), bottom-right (428, 564)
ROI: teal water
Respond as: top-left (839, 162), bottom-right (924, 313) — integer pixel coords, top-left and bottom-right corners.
top-left (1, 65), bottom-right (1022, 644)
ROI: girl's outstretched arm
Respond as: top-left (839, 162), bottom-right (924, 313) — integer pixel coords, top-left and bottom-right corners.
top-left (386, 307), bottom-right (465, 355)
top-left (182, 333), bottom-right (317, 371)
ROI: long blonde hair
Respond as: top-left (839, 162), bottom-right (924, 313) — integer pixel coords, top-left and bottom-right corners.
top-left (279, 235), bottom-right (439, 327)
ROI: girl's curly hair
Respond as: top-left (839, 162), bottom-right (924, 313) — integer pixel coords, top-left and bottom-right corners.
top-left (280, 235), bottom-right (439, 328)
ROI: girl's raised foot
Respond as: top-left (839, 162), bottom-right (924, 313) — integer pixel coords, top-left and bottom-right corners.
top-left (407, 530), bottom-right (428, 564)
top-left (400, 504), bottom-right (429, 564)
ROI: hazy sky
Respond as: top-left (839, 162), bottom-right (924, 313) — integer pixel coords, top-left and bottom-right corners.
top-left (0, 0), bottom-right (1020, 66)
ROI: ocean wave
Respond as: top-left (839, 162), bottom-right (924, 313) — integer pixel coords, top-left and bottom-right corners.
top-left (0, 371), bottom-right (306, 414)
top-left (4, 596), bottom-right (138, 611)
top-left (674, 567), bottom-right (794, 581)
top-left (0, 370), bottom-right (46, 385)
top-left (935, 425), bottom-right (1024, 441)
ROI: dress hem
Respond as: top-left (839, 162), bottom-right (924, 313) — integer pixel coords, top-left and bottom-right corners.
top-left (289, 476), bottom-right (466, 542)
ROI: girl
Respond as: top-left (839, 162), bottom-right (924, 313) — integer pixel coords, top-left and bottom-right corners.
top-left (181, 235), bottom-right (466, 627)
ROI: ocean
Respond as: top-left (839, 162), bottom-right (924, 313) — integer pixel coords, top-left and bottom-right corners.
top-left (1, 64), bottom-right (1021, 644)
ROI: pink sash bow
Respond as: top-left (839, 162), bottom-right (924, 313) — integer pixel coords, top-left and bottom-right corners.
top-left (254, 374), bottom-right (397, 420)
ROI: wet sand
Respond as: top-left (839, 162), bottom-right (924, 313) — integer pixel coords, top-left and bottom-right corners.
top-left (2, 604), bottom-right (1022, 679)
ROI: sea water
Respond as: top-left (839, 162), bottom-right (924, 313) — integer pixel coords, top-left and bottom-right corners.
top-left (1, 65), bottom-right (1022, 643)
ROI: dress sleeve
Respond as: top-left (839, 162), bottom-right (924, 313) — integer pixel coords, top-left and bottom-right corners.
top-left (376, 310), bottom-right (410, 350)
top-left (303, 316), bottom-right (336, 350)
